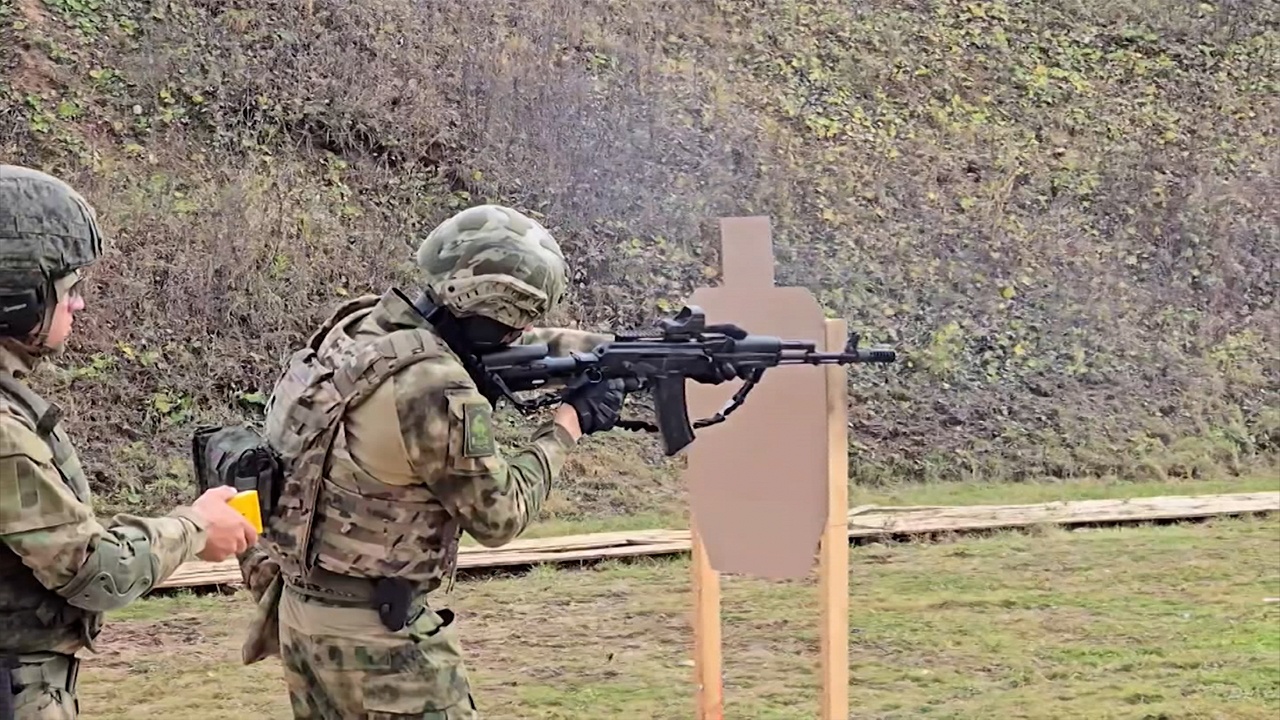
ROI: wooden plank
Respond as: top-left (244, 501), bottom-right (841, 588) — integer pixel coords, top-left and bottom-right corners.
top-left (819, 319), bottom-right (849, 720)
top-left (454, 540), bottom-right (692, 568)
top-left (154, 491), bottom-right (1280, 591)
top-left (455, 528), bottom-right (683, 554)
top-left (844, 492), bottom-right (1280, 535)
top-left (154, 540), bottom-right (692, 589)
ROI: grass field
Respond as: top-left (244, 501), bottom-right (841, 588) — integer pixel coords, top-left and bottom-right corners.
top-left (75, 477), bottom-right (1280, 720)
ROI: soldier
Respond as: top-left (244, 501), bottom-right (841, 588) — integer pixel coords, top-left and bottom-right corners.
top-left (235, 204), bottom-right (627, 718)
top-left (0, 165), bottom-right (260, 720)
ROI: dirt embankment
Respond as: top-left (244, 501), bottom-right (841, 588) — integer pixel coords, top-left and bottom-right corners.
top-left (1, 0), bottom-right (1276, 517)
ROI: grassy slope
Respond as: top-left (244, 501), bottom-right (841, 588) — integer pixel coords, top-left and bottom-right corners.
top-left (0, 0), bottom-right (1277, 517)
top-left (80, 511), bottom-right (1280, 719)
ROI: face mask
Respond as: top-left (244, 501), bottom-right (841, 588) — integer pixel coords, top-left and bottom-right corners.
top-left (457, 314), bottom-right (522, 353)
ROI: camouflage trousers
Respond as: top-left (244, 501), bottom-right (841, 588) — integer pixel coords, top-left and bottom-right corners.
top-left (277, 585), bottom-right (478, 719)
top-left (2, 654), bottom-right (79, 719)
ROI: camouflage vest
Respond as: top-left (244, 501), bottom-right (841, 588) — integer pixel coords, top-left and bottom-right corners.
top-left (0, 372), bottom-right (102, 655)
top-left (261, 297), bottom-right (463, 593)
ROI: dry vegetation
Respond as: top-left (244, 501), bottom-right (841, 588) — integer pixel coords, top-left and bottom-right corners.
top-left (1, 0), bottom-right (1277, 516)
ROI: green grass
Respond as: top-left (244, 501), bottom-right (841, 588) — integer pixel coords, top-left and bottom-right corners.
top-left (79, 504), bottom-right (1280, 719)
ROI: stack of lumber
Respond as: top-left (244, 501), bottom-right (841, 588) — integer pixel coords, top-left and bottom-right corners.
top-left (154, 491), bottom-right (1279, 591)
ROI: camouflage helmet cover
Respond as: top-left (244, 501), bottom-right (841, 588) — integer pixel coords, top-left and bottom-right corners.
top-left (415, 204), bottom-right (568, 328)
top-left (0, 164), bottom-right (104, 290)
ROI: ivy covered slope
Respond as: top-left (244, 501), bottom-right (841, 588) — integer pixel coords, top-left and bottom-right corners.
top-left (1, 0), bottom-right (1276, 516)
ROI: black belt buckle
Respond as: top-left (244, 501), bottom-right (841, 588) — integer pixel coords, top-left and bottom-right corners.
top-left (374, 577), bottom-right (414, 632)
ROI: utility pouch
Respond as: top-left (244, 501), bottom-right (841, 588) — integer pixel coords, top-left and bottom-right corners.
top-left (191, 424), bottom-right (282, 521)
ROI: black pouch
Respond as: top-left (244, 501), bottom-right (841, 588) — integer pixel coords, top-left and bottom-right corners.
top-left (191, 424), bottom-right (282, 522)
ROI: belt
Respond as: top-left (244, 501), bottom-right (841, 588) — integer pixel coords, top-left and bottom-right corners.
top-left (1, 653), bottom-right (79, 720)
top-left (286, 566), bottom-right (386, 606)
top-left (285, 569), bottom-right (424, 632)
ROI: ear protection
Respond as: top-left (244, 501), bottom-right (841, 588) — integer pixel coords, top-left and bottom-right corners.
top-left (0, 287), bottom-right (46, 338)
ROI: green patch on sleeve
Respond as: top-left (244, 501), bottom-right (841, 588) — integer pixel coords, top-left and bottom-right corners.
top-left (462, 402), bottom-right (496, 458)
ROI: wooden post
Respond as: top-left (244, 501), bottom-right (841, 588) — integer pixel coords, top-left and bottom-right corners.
top-left (692, 522), bottom-right (723, 720)
top-left (820, 319), bottom-right (850, 720)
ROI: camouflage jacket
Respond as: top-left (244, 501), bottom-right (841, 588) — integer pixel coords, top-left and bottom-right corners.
top-left (250, 288), bottom-right (611, 604)
top-left (0, 341), bottom-right (208, 656)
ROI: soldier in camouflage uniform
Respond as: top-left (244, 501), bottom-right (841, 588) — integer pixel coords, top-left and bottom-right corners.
top-left (0, 165), bottom-right (261, 720)
top-left (236, 204), bottom-right (626, 718)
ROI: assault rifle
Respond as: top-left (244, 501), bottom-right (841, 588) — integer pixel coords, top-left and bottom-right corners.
top-left (476, 305), bottom-right (897, 456)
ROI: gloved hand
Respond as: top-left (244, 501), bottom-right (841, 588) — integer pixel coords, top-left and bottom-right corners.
top-left (563, 376), bottom-right (627, 435)
top-left (237, 545), bottom-right (280, 602)
top-left (690, 361), bottom-right (739, 385)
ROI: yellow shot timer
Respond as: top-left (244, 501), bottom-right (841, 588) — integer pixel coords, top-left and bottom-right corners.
top-left (227, 489), bottom-right (264, 533)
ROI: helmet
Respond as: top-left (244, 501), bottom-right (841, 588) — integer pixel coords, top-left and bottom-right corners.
top-left (0, 164), bottom-right (104, 337)
top-left (415, 204), bottom-right (568, 330)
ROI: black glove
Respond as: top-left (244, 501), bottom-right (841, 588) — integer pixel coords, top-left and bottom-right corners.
top-left (690, 361), bottom-right (739, 385)
top-left (563, 376), bottom-right (627, 435)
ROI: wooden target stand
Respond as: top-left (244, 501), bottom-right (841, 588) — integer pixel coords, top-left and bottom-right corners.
top-left (682, 217), bottom-right (850, 719)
